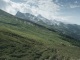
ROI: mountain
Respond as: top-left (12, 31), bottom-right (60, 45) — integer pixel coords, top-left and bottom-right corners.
top-left (16, 11), bottom-right (40, 23)
top-left (0, 9), bottom-right (80, 60)
top-left (16, 11), bottom-right (54, 25)
top-left (50, 23), bottom-right (80, 40)
top-left (16, 11), bottom-right (80, 41)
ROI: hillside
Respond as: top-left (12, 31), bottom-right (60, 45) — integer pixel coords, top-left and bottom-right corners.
top-left (16, 11), bottom-right (80, 41)
top-left (0, 9), bottom-right (80, 60)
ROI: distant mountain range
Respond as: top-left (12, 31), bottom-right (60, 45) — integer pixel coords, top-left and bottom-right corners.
top-left (16, 11), bottom-right (80, 41)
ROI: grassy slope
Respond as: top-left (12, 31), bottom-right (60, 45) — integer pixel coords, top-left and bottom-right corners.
top-left (0, 10), bottom-right (80, 60)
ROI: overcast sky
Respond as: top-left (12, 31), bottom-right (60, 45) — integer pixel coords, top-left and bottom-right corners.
top-left (0, 0), bottom-right (80, 25)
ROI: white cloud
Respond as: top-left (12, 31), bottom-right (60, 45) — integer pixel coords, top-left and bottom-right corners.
top-left (50, 15), bottom-right (73, 22)
top-left (0, 0), bottom-right (16, 14)
top-left (70, 5), bottom-right (80, 8)
top-left (0, 0), bottom-right (61, 20)
top-left (3, 0), bottom-right (10, 2)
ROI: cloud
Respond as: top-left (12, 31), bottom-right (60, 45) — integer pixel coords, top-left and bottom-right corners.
top-left (0, 0), bottom-right (60, 19)
top-left (0, 0), bottom-right (17, 14)
top-left (74, 1), bottom-right (78, 4)
top-left (55, 0), bottom-right (59, 3)
top-left (0, 0), bottom-right (8, 9)
top-left (0, 0), bottom-right (80, 25)
top-left (11, 0), bottom-right (26, 3)
top-left (70, 5), bottom-right (80, 8)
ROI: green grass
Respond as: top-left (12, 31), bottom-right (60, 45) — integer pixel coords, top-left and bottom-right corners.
top-left (0, 9), bottom-right (80, 60)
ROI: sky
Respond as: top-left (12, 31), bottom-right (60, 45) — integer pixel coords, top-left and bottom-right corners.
top-left (0, 0), bottom-right (80, 25)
